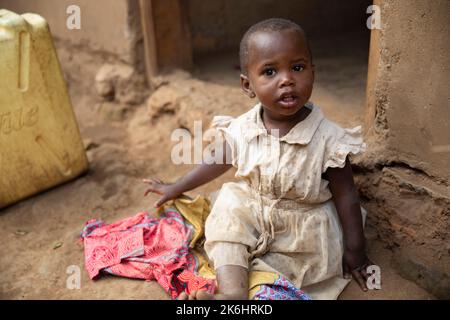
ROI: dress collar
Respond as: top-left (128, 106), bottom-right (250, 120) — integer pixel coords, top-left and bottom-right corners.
top-left (243, 101), bottom-right (324, 145)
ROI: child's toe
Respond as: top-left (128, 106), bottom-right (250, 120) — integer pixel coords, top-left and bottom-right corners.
top-left (188, 291), bottom-right (198, 300)
top-left (196, 291), bottom-right (215, 300)
top-left (177, 292), bottom-right (189, 300)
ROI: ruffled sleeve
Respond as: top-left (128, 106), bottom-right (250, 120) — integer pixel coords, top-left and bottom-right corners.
top-left (322, 125), bottom-right (366, 172)
top-left (208, 115), bottom-right (239, 167)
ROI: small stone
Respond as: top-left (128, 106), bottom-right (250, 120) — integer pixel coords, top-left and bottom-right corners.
top-left (14, 230), bottom-right (28, 236)
top-left (53, 242), bottom-right (63, 250)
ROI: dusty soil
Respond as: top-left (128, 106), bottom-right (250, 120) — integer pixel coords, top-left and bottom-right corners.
top-left (0, 35), bottom-right (435, 300)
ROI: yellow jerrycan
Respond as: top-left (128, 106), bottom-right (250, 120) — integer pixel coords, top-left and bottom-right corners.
top-left (0, 9), bottom-right (88, 209)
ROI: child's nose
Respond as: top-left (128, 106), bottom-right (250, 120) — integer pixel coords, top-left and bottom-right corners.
top-left (279, 72), bottom-right (295, 87)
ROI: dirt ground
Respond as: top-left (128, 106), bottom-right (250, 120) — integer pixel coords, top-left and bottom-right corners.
top-left (0, 35), bottom-right (435, 300)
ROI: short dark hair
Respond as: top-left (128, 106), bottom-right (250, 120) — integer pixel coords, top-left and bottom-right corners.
top-left (239, 18), bottom-right (312, 75)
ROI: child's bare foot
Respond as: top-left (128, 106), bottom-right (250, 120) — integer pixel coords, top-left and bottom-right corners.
top-left (177, 265), bottom-right (248, 300)
top-left (177, 290), bottom-right (215, 300)
top-left (177, 290), bottom-right (247, 300)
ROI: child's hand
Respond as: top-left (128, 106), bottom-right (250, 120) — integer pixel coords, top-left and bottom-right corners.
top-left (142, 178), bottom-right (181, 208)
top-left (342, 248), bottom-right (376, 292)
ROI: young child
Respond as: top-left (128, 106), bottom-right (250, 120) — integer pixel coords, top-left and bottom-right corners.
top-left (143, 18), bottom-right (373, 300)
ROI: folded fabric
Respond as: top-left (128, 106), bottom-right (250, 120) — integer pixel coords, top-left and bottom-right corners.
top-left (80, 207), bottom-right (215, 299)
top-left (251, 273), bottom-right (311, 300)
top-left (81, 195), bottom-right (312, 300)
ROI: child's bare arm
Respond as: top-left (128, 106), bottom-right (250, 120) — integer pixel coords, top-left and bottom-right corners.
top-left (143, 141), bottom-right (233, 207)
top-left (325, 157), bottom-right (374, 291)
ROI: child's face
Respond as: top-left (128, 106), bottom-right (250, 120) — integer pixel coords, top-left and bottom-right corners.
top-left (241, 29), bottom-right (315, 118)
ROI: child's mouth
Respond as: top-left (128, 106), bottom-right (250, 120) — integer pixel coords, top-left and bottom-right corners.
top-left (278, 94), bottom-right (299, 108)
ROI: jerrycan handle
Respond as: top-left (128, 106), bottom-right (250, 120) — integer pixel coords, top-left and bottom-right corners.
top-left (18, 30), bottom-right (30, 92)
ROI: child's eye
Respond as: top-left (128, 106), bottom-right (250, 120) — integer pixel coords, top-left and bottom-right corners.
top-left (293, 65), bottom-right (305, 72)
top-left (263, 68), bottom-right (276, 76)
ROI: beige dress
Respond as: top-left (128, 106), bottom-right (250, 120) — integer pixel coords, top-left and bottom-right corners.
top-left (204, 101), bottom-right (366, 299)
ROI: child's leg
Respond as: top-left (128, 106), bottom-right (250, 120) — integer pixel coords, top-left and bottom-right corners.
top-left (179, 265), bottom-right (248, 300)
top-left (215, 265), bottom-right (249, 299)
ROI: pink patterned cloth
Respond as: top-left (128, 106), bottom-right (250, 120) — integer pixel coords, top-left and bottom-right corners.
top-left (80, 209), bottom-right (215, 299)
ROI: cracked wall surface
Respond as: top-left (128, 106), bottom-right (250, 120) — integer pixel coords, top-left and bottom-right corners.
top-left (361, 0), bottom-right (450, 298)
top-left (365, 0), bottom-right (450, 181)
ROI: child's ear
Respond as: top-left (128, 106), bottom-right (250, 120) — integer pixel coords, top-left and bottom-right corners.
top-left (240, 74), bottom-right (256, 98)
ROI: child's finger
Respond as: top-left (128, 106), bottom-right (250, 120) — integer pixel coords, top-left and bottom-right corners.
top-left (352, 269), bottom-right (368, 292)
top-left (343, 261), bottom-right (351, 279)
top-left (150, 178), bottom-right (160, 184)
top-left (343, 269), bottom-right (352, 279)
top-left (144, 187), bottom-right (162, 196)
top-left (360, 266), bottom-right (370, 281)
top-left (142, 178), bottom-right (161, 185)
top-left (155, 196), bottom-right (168, 208)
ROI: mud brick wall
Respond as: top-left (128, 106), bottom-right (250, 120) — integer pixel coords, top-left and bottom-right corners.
top-left (359, 0), bottom-right (450, 298)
